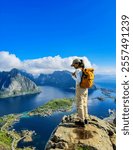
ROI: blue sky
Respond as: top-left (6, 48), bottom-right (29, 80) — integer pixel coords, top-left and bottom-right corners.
top-left (0, 0), bottom-right (116, 68)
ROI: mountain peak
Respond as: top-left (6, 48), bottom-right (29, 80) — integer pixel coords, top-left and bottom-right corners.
top-left (0, 68), bottom-right (40, 98)
top-left (10, 68), bottom-right (20, 76)
top-left (45, 114), bottom-right (116, 150)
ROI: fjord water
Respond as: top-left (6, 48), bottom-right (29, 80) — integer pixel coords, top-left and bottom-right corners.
top-left (0, 86), bottom-right (74, 116)
top-left (0, 81), bottom-right (116, 150)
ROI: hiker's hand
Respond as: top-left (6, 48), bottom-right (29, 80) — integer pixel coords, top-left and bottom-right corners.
top-left (72, 72), bottom-right (76, 77)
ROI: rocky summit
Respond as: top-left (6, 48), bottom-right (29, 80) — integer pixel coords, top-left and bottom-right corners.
top-left (45, 114), bottom-right (116, 150)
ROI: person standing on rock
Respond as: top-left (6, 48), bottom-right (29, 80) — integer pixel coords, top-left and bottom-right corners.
top-left (71, 58), bottom-right (89, 127)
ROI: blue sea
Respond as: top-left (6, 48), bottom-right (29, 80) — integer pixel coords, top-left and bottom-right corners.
top-left (0, 81), bottom-right (116, 150)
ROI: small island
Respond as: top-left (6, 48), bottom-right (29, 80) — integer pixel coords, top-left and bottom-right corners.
top-left (28, 98), bottom-right (74, 117)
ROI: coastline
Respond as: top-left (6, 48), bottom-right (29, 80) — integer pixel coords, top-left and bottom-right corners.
top-left (0, 98), bottom-right (74, 150)
top-left (0, 89), bottom-right (41, 99)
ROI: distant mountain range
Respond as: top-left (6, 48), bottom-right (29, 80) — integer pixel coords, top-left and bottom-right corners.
top-left (36, 70), bottom-right (75, 89)
top-left (0, 68), bottom-right (115, 98)
top-left (0, 69), bottom-right (40, 98)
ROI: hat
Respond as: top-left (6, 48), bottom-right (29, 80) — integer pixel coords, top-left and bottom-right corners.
top-left (71, 59), bottom-right (81, 66)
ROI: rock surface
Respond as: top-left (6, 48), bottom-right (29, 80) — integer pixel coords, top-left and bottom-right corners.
top-left (45, 114), bottom-right (116, 150)
top-left (0, 69), bottom-right (40, 98)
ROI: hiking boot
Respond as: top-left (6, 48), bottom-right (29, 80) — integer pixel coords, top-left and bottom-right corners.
top-left (84, 119), bottom-right (88, 124)
top-left (75, 121), bottom-right (85, 127)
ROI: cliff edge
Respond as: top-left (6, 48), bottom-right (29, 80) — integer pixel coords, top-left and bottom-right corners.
top-left (45, 114), bottom-right (116, 150)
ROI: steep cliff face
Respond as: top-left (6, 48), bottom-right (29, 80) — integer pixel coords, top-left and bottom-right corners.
top-left (0, 69), bottom-right (40, 98)
top-left (45, 114), bottom-right (116, 150)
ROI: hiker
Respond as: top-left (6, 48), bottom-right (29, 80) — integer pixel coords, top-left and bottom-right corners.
top-left (71, 58), bottom-right (88, 127)
top-left (71, 58), bottom-right (94, 127)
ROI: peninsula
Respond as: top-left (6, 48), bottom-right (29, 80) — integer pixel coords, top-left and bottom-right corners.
top-left (28, 98), bottom-right (74, 117)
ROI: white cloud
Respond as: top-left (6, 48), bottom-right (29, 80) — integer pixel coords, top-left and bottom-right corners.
top-left (23, 55), bottom-right (92, 74)
top-left (0, 51), bottom-right (115, 75)
top-left (0, 51), bottom-right (22, 71)
top-left (0, 51), bottom-right (92, 75)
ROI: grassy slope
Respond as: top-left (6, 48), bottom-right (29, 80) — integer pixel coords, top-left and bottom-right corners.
top-left (0, 131), bottom-right (12, 150)
top-left (30, 98), bottom-right (73, 115)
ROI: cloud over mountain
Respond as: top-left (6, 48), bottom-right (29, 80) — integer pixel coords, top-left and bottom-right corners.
top-left (0, 51), bottom-right (115, 75)
top-left (23, 55), bottom-right (92, 74)
top-left (0, 51), bottom-right (91, 74)
top-left (0, 51), bottom-right (22, 70)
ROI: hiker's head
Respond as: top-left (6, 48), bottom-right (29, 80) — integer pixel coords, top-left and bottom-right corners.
top-left (71, 59), bottom-right (85, 69)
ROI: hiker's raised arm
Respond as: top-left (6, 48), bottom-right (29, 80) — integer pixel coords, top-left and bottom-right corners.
top-left (71, 72), bottom-right (77, 81)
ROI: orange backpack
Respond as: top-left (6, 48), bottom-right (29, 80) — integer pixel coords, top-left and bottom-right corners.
top-left (80, 68), bottom-right (94, 88)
